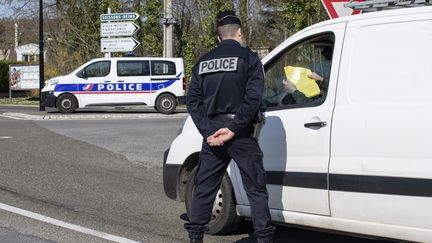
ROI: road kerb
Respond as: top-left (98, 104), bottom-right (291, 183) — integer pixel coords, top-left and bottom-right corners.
top-left (1, 112), bottom-right (188, 120)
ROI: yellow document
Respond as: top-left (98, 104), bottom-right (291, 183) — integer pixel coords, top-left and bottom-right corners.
top-left (284, 66), bottom-right (320, 98)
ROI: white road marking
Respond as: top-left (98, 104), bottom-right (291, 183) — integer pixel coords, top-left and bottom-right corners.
top-left (0, 114), bottom-right (27, 120)
top-left (0, 136), bottom-right (13, 139)
top-left (0, 202), bottom-right (141, 243)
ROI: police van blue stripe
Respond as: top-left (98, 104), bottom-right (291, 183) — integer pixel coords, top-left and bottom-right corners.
top-left (54, 72), bottom-right (182, 93)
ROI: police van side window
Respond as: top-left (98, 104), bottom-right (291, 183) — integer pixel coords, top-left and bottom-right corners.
top-left (77, 61), bottom-right (111, 78)
top-left (151, 61), bottom-right (176, 76)
top-left (117, 61), bottom-right (150, 76)
top-left (262, 34), bottom-right (335, 110)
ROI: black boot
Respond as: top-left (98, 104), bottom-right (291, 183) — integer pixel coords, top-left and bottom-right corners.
top-left (190, 239), bottom-right (203, 243)
top-left (257, 237), bottom-right (273, 243)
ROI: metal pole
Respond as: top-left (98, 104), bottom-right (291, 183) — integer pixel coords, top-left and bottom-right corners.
top-left (166, 0), bottom-right (173, 57)
top-left (106, 8), bottom-right (111, 58)
top-left (9, 65), bottom-right (12, 102)
top-left (163, 0), bottom-right (167, 57)
top-left (39, 0), bottom-right (45, 111)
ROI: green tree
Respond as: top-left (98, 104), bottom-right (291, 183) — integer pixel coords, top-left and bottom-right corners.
top-left (48, 0), bottom-right (123, 74)
top-left (138, 0), bottom-right (163, 56)
top-left (279, 0), bottom-right (328, 38)
top-left (201, 0), bottom-right (234, 49)
top-left (173, 0), bottom-right (234, 79)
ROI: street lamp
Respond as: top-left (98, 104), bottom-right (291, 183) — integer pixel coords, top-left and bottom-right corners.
top-left (39, 0), bottom-right (45, 111)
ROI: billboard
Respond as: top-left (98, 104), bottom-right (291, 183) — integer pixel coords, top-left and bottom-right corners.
top-left (9, 65), bottom-right (39, 90)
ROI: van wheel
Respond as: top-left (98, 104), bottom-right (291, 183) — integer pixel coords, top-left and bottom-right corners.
top-left (56, 94), bottom-right (77, 113)
top-left (185, 167), bottom-right (242, 235)
top-left (156, 93), bottom-right (177, 114)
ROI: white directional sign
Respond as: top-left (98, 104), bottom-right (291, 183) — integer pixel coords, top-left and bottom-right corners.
top-left (101, 22), bottom-right (140, 37)
top-left (100, 12), bottom-right (139, 22)
top-left (101, 37), bottom-right (140, 52)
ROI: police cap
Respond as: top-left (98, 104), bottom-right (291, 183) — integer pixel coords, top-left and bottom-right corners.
top-left (216, 11), bottom-right (241, 27)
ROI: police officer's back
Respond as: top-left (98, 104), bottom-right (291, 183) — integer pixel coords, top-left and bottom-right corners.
top-left (185, 11), bottom-right (275, 243)
top-left (187, 17), bottom-right (264, 140)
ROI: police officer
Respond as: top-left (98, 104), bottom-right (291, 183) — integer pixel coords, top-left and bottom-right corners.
top-left (185, 10), bottom-right (275, 243)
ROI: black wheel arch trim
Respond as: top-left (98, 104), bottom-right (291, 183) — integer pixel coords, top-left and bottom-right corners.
top-left (163, 148), bottom-right (181, 200)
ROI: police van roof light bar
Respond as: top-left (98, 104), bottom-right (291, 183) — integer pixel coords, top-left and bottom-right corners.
top-left (345, 0), bottom-right (431, 12)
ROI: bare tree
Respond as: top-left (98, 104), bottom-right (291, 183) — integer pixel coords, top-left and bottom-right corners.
top-left (0, 21), bottom-right (14, 60)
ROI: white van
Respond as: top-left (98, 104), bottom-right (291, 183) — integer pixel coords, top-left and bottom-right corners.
top-left (41, 57), bottom-right (185, 114)
top-left (163, 6), bottom-right (432, 242)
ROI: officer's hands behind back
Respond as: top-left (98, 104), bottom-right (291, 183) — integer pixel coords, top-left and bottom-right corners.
top-left (207, 128), bottom-right (235, 146)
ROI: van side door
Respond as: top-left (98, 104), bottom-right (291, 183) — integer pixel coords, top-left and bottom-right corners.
top-left (115, 60), bottom-right (152, 105)
top-left (235, 22), bottom-right (347, 217)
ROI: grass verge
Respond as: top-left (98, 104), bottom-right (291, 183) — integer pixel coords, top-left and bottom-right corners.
top-left (0, 97), bottom-right (39, 106)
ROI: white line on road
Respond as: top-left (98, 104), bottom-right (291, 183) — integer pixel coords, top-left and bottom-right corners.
top-left (0, 136), bottom-right (13, 139)
top-left (0, 202), bottom-right (141, 243)
top-left (0, 114), bottom-right (27, 120)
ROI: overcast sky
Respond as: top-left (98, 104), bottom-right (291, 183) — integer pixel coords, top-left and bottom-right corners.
top-left (0, 4), bottom-right (14, 18)
top-left (0, 0), bottom-right (42, 19)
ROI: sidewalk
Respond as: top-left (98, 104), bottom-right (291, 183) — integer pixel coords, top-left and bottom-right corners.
top-left (0, 105), bottom-right (188, 120)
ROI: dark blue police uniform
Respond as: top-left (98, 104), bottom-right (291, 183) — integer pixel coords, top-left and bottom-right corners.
top-left (185, 11), bottom-right (275, 243)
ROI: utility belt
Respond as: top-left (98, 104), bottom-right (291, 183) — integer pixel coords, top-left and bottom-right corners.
top-left (212, 114), bottom-right (235, 119)
top-left (212, 111), bottom-right (265, 140)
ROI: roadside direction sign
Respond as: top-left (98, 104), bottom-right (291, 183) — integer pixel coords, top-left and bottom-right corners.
top-left (101, 22), bottom-right (140, 37)
top-left (101, 37), bottom-right (140, 52)
top-left (321, 0), bottom-right (363, 19)
top-left (100, 12), bottom-right (139, 22)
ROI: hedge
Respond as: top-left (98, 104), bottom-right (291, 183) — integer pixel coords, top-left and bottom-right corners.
top-left (0, 60), bottom-right (23, 92)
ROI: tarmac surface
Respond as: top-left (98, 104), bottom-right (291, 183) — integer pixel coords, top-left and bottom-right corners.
top-left (0, 105), bottom-right (397, 243)
top-left (0, 105), bottom-right (188, 120)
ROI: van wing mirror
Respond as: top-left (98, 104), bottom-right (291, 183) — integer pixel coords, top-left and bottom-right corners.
top-left (77, 69), bottom-right (88, 79)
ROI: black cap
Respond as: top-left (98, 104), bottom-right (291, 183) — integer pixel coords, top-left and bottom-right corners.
top-left (216, 11), bottom-right (241, 27)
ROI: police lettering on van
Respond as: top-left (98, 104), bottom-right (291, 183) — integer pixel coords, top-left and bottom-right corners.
top-left (41, 57), bottom-right (186, 114)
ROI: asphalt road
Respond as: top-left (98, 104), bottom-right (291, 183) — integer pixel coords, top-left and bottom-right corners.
top-left (0, 111), bottom-right (397, 243)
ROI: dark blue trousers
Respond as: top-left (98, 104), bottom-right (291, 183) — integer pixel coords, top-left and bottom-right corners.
top-left (185, 119), bottom-right (275, 241)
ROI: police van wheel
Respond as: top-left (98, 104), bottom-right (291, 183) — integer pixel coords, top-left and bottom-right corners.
top-left (156, 94), bottom-right (177, 114)
top-left (185, 167), bottom-right (242, 235)
top-left (56, 94), bottom-right (77, 113)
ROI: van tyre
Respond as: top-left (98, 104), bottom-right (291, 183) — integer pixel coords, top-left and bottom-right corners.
top-left (156, 93), bottom-right (177, 114)
top-left (185, 167), bottom-right (242, 235)
top-left (56, 94), bottom-right (77, 113)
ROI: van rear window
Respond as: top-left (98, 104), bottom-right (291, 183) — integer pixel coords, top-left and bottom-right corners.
top-left (117, 61), bottom-right (150, 76)
top-left (151, 61), bottom-right (176, 75)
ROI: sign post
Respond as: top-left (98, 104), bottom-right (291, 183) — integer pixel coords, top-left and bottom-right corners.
top-left (321, 0), bottom-right (364, 19)
top-left (101, 22), bottom-right (140, 37)
top-left (9, 64), bottom-right (40, 101)
top-left (100, 11), bottom-right (140, 55)
top-left (100, 12), bottom-right (139, 22)
top-left (101, 37), bottom-right (140, 53)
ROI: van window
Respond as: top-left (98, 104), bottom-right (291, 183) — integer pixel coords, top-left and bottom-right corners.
top-left (78, 61), bottom-right (110, 78)
top-left (151, 61), bottom-right (176, 75)
top-left (117, 61), bottom-right (150, 76)
top-left (262, 34), bottom-right (334, 110)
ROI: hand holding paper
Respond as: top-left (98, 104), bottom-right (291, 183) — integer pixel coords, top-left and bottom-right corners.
top-left (284, 66), bottom-right (321, 98)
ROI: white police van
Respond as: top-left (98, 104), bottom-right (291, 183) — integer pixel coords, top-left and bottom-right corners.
top-left (163, 4), bottom-right (432, 242)
top-left (41, 57), bottom-right (185, 114)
